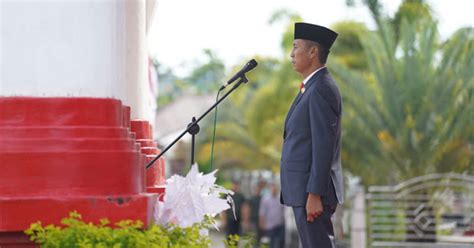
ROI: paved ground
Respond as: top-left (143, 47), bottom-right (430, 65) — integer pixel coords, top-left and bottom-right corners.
top-left (209, 229), bottom-right (258, 248)
top-left (209, 230), bottom-right (227, 248)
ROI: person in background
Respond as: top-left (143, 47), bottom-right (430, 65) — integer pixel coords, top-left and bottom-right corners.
top-left (259, 183), bottom-right (285, 248)
top-left (249, 180), bottom-right (267, 246)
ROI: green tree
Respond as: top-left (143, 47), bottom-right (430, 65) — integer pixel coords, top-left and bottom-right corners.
top-left (154, 61), bottom-right (184, 107)
top-left (346, 0), bottom-right (385, 28)
top-left (186, 49), bottom-right (226, 94)
top-left (155, 49), bottom-right (225, 107)
top-left (392, 0), bottom-right (432, 34)
top-left (331, 21), bottom-right (370, 70)
top-left (347, 0), bottom-right (433, 39)
top-left (333, 18), bottom-right (473, 186)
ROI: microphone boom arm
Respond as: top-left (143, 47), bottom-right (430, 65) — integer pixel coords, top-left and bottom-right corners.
top-left (146, 75), bottom-right (249, 169)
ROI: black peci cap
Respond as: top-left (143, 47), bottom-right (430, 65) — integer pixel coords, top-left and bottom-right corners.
top-left (294, 22), bottom-right (338, 50)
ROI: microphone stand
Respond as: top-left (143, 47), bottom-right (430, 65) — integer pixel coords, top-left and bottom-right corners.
top-left (146, 75), bottom-right (249, 169)
top-left (187, 116), bottom-right (199, 166)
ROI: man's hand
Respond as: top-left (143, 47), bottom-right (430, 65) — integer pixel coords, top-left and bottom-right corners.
top-left (306, 193), bottom-right (323, 222)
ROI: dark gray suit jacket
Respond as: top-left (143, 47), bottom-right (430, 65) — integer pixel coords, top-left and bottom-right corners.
top-left (280, 67), bottom-right (344, 207)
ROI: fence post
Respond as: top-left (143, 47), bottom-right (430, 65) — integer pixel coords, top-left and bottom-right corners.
top-left (351, 187), bottom-right (367, 248)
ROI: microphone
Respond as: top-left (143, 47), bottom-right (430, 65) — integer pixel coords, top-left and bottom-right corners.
top-left (220, 59), bottom-right (258, 90)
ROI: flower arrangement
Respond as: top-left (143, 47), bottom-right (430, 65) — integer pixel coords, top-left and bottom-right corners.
top-left (155, 164), bottom-right (233, 228)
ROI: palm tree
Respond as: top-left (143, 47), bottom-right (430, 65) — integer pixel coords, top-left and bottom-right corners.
top-left (333, 18), bottom-right (473, 186)
top-left (331, 21), bottom-right (370, 71)
top-left (331, 17), bottom-right (473, 243)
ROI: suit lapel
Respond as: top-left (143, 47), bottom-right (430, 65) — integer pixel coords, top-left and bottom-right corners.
top-left (284, 91), bottom-right (301, 127)
top-left (283, 68), bottom-right (328, 138)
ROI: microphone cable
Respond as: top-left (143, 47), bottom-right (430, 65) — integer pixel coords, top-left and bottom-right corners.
top-left (208, 88), bottom-right (222, 172)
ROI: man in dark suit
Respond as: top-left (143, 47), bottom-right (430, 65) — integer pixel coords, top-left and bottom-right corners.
top-left (280, 22), bottom-right (344, 248)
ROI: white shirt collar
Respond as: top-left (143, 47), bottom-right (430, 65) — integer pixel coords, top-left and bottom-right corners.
top-left (302, 66), bottom-right (326, 85)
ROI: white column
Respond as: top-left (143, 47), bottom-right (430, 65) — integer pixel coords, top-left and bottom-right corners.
top-left (124, 0), bottom-right (148, 120)
top-left (0, 0), bottom-right (155, 121)
top-left (0, 0), bottom-right (123, 97)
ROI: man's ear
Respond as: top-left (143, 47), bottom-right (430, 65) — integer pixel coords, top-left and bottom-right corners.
top-left (309, 45), bottom-right (319, 59)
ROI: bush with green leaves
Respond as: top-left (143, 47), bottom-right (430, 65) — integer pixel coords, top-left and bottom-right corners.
top-left (224, 234), bottom-right (268, 248)
top-left (25, 211), bottom-right (211, 248)
top-left (25, 211), bottom-right (265, 248)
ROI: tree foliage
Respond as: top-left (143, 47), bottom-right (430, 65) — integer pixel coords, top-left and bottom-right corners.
top-left (334, 19), bottom-right (473, 185)
top-left (156, 50), bottom-right (225, 107)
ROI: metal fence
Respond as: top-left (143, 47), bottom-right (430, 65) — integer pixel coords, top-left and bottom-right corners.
top-left (367, 173), bottom-right (474, 248)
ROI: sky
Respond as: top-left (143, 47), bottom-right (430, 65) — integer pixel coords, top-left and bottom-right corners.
top-left (148, 0), bottom-right (473, 76)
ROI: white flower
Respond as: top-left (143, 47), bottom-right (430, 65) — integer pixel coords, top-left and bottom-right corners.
top-left (155, 164), bottom-right (232, 228)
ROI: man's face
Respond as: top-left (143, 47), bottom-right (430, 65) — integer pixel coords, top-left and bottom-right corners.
top-left (290, 39), bottom-right (316, 75)
top-left (271, 184), bottom-right (278, 195)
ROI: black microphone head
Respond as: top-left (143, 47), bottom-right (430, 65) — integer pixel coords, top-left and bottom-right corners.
top-left (246, 59), bottom-right (258, 71)
top-left (225, 59), bottom-right (259, 85)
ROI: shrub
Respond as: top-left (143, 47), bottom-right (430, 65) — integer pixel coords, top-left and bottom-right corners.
top-left (25, 211), bottom-right (211, 248)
